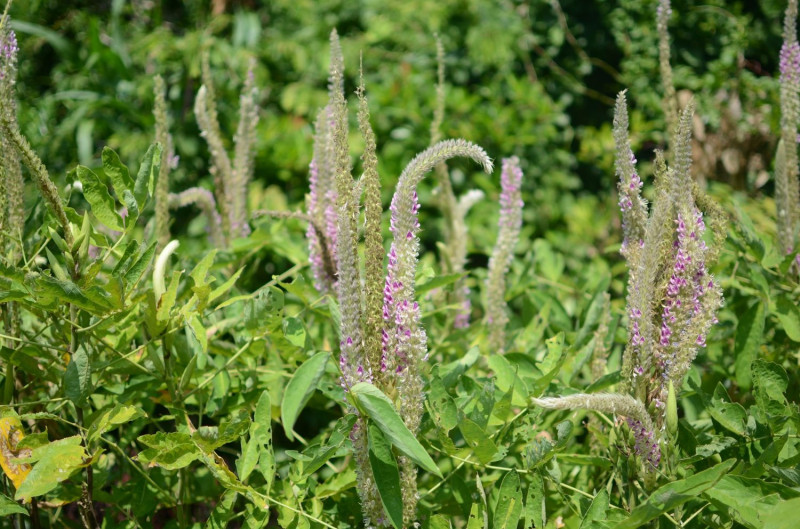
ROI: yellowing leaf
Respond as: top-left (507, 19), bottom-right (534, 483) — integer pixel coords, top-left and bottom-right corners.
top-left (0, 417), bottom-right (31, 490)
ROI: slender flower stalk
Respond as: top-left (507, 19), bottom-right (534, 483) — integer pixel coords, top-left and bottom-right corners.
top-left (195, 53), bottom-right (261, 244)
top-left (535, 93), bottom-right (724, 479)
top-left (231, 59), bottom-right (259, 238)
top-left (657, 0), bottom-right (678, 141)
top-left (195, 52), bottom-right (233, 243)
top-left (382, 140), bottom-right (492, 524)
top-left (778, 0), bottom-right (800, 255)
top-left (429, 37), bottom-right (478, 328)
top-left (358, 63), bottom-right (385, 379)
top-left (485, 157), bottom-right (524, 352)
top-left (0, 18), bottom-right (71, 249)
top-left (154, 74), bottom-right (173, 251)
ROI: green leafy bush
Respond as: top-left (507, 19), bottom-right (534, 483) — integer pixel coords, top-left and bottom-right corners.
top-left (1, 1), bottom-right (799, 528)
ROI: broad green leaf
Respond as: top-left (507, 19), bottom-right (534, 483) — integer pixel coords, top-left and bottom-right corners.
top-left (293, 414), bottom-right (356, 480)
top-left (281, 352), bottom-right (329, 440)
top-left (350, 382), bottom-right (442, 478)
top-left (15, 436), bottom-right (88, 501)
top-left (209, 267), bottom-right (244, 304)
top-left (238, 390), bottom-right (274, 484)
top-left (76, 165), bottom-right (124, 231)
top-left (63, 345), bottom-right (91, 406)
top-left (761, 497), bottom-right (800, 529)
top-left (136, 432), bottom-right (200, 470)
top-left (579, 490), bottom-right (609, 528)
top-left (112, 240), bottom-right (141, 276)
top-left (458, 417), bottom-right (498, 464)
top-left (0, 493), bottom-right (27, 516)
top-left (709, 383), bottom-right (747, 436)
top-left (187, 316), bottom-right (208, 355)
top-left (440, 346), bottom-right (480, 388)
top-left (102, 146), bottom-right (134, 200)
top-left (524, 472), bottom-right (545, 529)
top-left (775, 295), bottom-right (800, 342)
top-left (134, 143), bottom-right (163, 209)
top-left (493, 470), bottom-right (523, 529)
top-left (207, 490), bottom-right (238, 529)
top-left (282, 317), bottom-right (307, 348)
top-left (466, 502), bottom-right (486, 529)
top-left (613, 459), bottom-right (735, 529)
top-left (531, 332), bottom-right (567, 395)
top-left (124, 242), bottom-right (157, 294)
top-left (88, 404), bottom-right (145, 444)
top-left (367, 423), bottom-right (403, 529)
top-left (703, 475), bottom-right (796, 528)
top-left (428, 514), bottom-right (452, 529)
top-left (156, 270), bottom-right (182, 322)
top-left (734, 301), bottom-right (765, 390)
top-left (751, 359), bottom-right (788, 405)
top-left (428, 368), bottom-right (458, 431)
top-left (488, 355), bottom-right (527, 406)
top-left (31, 275), bottom-right (113, 313)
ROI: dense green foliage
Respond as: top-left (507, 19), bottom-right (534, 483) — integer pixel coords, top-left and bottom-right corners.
top-left (1, 1), bottom-right (799, 528)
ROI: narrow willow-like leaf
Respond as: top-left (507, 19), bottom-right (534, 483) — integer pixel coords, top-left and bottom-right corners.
top-left (367, 423), bottom-right (403, 529)
top-left (281, 352), bottom-right (329, 440)
top-left (350, 382), bottom-right (442, 478)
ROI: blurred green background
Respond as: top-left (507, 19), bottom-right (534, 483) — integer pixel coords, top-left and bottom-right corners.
top-left (5, 0), bottom-right (788, 249)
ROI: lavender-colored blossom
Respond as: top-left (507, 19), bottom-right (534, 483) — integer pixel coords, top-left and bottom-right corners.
top-left (486, 157), bottom-right (524, 351)
top-left (627, 418), bottom-right (661, 468)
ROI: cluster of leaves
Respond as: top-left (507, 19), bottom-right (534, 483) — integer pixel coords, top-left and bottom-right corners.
top-left (0, 1), bottom-right (799, 529)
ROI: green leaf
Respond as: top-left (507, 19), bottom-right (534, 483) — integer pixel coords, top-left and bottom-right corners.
top-left (136, 432), bottom-right (200, 470)
top-left (703, 475), bottom-right (796, 528)
top-left (428, 515), bottom-right (452, 529)
top-left (76, 165), bottom-right (124, 231)
top-left (708, 383), bottom-right (747, 436)
top-left (207, 490), bottom-right (238, 528)
top-left (124, 242), bottom-right (157, 294)
top-left (193, 411), bottom-right (251, 453)
top-left (775, 295), bottom-right (800, 342)
top-left (416, 272), bottom-right (467, 296)
top-left (88, 404), bottom-right (145, 444)
top-left (488, 355), bottom-right (528, 406)
top-left (493, 470), bottom-right (523, 529)
top-left (612, 459), bottom-right (735, 529)
top-left (209, 267), bottom-right (243, 304)
top-left (466, 502), bottom-right (486, 529)
top-left (281, 352), bottom-right (329, 440)
top-left (733, 301), bottom-right (765, 390)
top-left (134, 143), bottom-right (163, 209)
top-left (350, 382), bottom-right (442, 478)
top-left (458, 417), bottom-right (498, 464)
top-left (63, 345), bottom-right (91, 406)
top-left (579, 490), bottom-right (609, 528)
top-left (156, 270), bottom-right (183, 322)
top-left (282, 317), bottom-right (307, 348)
top-left (15, 436), bottom-right (88, 501)
top-left (523, 472), bottom-right (545, 529)
top-left (751, 359), bottom-right (788, 405)
top-left (0, 493), bottom-right (27, 516)
top-left (102, 146), bottom-right (134, 200)
top-left (367, 423), bottom-right (403, 529)
top-left (238, 390), bottom-right (274, 484)
top-left (531, 332), bottom-right (567, 396)
top-left (428, 368), bottom-right (458, 431)
top-left (761, 497), bottom-right (800, 529)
